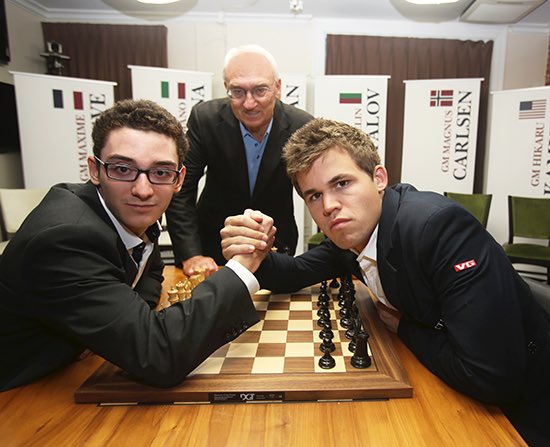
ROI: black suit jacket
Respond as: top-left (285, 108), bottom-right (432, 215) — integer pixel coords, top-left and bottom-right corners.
top-left (166, 98), bottom-right (313, 265)
top-left (0, 182), bottom-right (259, 391)
top-left (255, 184), bottom-right (550, 406)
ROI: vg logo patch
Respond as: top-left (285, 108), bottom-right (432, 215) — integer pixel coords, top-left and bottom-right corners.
top-left (454, 259), bottom-right (477, 272)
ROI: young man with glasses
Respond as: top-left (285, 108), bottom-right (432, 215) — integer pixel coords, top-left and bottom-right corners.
top-left (0, 99), bottom-right (269, 391)
top-left (165, 44), bottom-right (312, 277)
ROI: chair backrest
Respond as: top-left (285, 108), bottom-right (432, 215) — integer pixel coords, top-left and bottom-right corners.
top-left (444, 192), bottom-right (492, 228)
top-left (508, 195), bottom-right (550, 243)
top-left (0, 188), bottom-right (49, 240)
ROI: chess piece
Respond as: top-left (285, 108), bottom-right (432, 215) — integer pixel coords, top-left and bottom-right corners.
top-left (317, 282), bottom-right (331, 328)
top-left (167, 287), bottom-right (179, 304)
top-left (317, 280), bottom-right (329, 308)
top-left (339, 279), bottom-right (353, 329)
top-left (351, 331), bottom-right (371, 369)
top-left (329, 277), bottom-right (340, 289)
top-left (348, 315), bottom-right (363, 353)
top-left (345, 311), bottom-right (357, 340)
top-left (318, 342), bottom-right (336, 369)
top-left (317, 306), bottom-right (330, 327)
top-left (319, 320), bottom-right (335, 353)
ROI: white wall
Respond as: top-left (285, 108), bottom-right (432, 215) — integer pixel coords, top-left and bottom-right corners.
top-left (167, 16), bottom-right (315, 99)
top-left (503, 29), bottom-right (548, 89)
top-left (0, 0), bottom-right (43, 84)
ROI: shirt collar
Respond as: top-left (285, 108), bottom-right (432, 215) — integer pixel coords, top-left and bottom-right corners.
top-left (95, 189), bottom-right (159, 250)
top-left (239, 118), bottom-right (273, 142)
top-left (356, 224), bottom-right (379, 263)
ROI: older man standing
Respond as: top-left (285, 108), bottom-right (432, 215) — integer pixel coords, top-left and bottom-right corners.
top-left (165, 44), bottom-right (312, 276)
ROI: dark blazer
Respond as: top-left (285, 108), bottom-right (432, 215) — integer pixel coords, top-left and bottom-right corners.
top-left (255, 184), bottom-right (550, 406)
top-left (0, 182), bottom-right (259, 391)
top-left (166, 98), bottom-right (313, 265)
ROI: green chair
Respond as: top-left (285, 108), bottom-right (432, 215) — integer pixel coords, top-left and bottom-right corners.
top-left (307, 231), bottom-right (326, 250)
top-left (444, 192), bottom-right (492, 228)
top-left (502, 195), bottom-right (550, 285)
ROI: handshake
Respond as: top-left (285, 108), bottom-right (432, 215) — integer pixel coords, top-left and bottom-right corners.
top-left (220, 209), bottom-right (277, 273)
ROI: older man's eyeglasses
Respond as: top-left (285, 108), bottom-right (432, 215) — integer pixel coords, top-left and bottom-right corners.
top-left (226, 84), bottom-right (273, 101)
top-left (94, 156), bottom-right (182, 185)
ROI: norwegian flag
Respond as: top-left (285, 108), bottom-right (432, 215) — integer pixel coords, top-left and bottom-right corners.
top-left (430, 89), bottom-right (453, 107)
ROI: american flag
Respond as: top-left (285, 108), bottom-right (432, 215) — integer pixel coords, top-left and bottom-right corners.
top-left (430, 89), bottom-right (453, 107)
top-left (518, 99), bottom-right (546, 120)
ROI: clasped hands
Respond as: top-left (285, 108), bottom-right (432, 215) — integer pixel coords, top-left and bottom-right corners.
top-left (220, 209), bottom-right (277, 273)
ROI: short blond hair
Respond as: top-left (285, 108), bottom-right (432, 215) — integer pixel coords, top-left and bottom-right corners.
top-left (283, 118), bottom-right (380, 196)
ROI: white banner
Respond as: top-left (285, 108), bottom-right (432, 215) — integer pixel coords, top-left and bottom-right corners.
top-left (279, 72), bottom-right (308, 254)
top-left (129, 65), bottom-right (213, 133)
top-left (280, 73), bottom-right (307, 112)
top-left (11, 71), bottom-right (116, 188)
top-left (401, 78), bottom-right (483, 194)
top-left (313, 75), bottom-right (389, 164)
top-left (485, 86), bottom-right (550, 244)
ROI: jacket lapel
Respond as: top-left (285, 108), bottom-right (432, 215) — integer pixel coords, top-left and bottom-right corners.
top-left (73, 182), bottom-right (139, 285)
top-left (377, 187), bottom-right (401, 309)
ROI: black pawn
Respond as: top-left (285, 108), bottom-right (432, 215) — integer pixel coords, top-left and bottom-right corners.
top-left (329, 278), bottom-right (340, 289)
top-left (319, 319), bottom-right (335, 353)
top-left (317, 305), bottom-right (330, 322)
top-left (317, 281), bottom-right (329, 308)
top-left (345, 313), bottom-right (357, 340)
top-left (351, 331), bottom-right (371, 369)
top-left (320, 337), bottom-right (335, 355)
top-left (339, 280), bottom-right (353, 329)
top-left (348, 314), bottom-right (362, 353)
top-left (318, 343), bottom-right (336, 369)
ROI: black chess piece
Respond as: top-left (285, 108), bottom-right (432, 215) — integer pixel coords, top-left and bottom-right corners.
top-left (317, 282), bottom-right (331, 328)
top-left (351, 331), bottom-right (371, 369)
top-left (317, 301), bottom-right (330, 328)
top-left (345, 311), bottom-right (357, 340)
top-left (319, 320), bottom-right (335, 353)
top-left (348, 315), bottom-right (363, 353)
top-left (337, 287), bottom-right (346, 310)
top-left (348, 281), bottom-right (358, 318)
top-left (339, 279), bottom-right (353, 329)
top-left (318, 342), bottom-right (336, 369)
top-left (329, 278), bottom-right (340, 289)
top-left (317, 280), bottom-right (329, 308)
top-left (317, 304), bottom-right (330, 319)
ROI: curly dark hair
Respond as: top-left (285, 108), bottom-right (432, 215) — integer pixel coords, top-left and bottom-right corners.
top-left (92, 99), bottom-right (188, 166)
top-left (283, 118), bottom-right (380, 196)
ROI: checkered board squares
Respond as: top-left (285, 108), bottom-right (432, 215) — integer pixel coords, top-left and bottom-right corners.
top-left (188, 291), bottom-right (373, 376)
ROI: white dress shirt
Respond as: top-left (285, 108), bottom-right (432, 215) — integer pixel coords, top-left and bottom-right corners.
top-left (356, 224), bottom-right (397, 310)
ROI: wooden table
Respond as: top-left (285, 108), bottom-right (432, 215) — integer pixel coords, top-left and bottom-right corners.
top-left (0, 267), bottom-right (526, 446)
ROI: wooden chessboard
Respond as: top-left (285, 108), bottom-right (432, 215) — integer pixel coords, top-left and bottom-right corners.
top-left (74, 281), bottom-right (412, 404)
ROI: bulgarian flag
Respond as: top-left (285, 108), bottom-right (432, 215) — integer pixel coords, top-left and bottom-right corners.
top-left (339, 92), bottom-right (362, 104)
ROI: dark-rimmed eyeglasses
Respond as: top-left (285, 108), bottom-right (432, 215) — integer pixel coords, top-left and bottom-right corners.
top-left (226, 83), bottom-right (274, 101)
top-left (94, 156), bottom-right (182, 185)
